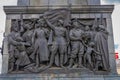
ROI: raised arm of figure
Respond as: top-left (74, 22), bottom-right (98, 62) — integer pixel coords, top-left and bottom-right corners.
top-left (43, 16), bottom-right (55, 31)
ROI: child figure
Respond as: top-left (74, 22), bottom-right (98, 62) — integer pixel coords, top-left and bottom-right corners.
top-left (83, 42), bottom-right (101, 70)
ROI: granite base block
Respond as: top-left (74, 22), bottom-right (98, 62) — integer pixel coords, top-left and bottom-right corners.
top-left (0, 74), bottom-right (120, 80)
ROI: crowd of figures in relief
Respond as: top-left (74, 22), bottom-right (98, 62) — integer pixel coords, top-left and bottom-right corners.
top-left (7, 9), bottom-right (110, 73)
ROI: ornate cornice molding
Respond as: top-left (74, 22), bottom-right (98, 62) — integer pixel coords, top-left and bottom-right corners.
top-left (4, 5), bottom-right (114, 14)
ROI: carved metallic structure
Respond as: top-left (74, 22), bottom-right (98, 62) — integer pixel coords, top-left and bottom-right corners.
top-left (6, 9), bottom-right (110, 73)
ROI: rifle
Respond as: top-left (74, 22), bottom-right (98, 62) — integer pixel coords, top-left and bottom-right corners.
top-left (20, 13), bottom-right (24, 33)
top-left (67, 1), bottom-right (72, 56)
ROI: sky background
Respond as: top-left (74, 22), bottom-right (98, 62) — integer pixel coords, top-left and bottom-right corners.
top-left (0, 0), bottom-right (120, 73)
top-left (104, 0), bottom-right (120, 3)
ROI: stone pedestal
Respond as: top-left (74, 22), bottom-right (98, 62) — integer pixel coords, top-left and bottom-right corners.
top-left (0, 74), bottom-right (120, 80)
top-left (2, 5), bottom-right (117, 74)
top-left (1, 0), bottom-right (119, 79)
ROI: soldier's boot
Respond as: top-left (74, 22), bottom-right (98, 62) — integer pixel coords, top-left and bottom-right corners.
top-left (60, 55), bottom-right (65, 68)
top-left (46, 52), bottom-right (55, 68)
top-left (78, 55), bottom-right (84, 68)
top-left (68, 58), bottom-right (74, 68)
top-left (16, 65), bottom-right (19, 71)
top-left (35, 54), bottom-right (40, 68)
top-left (8, 63), bottom-right (14, 72)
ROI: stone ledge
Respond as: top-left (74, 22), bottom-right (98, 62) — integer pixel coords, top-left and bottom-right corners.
top-left (4, 5), bottom-right (114, 14)
top-left (0, 74), bottom-right (120, 80)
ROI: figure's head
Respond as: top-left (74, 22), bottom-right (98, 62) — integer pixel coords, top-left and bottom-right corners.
top-left (85, 25), bottom-right (90, 31)
top-left (72, 18), bottom-right (79, 28)
top-left (12, 20), bottom-right (19, 32)
top-left (12, 26), bottom-right (19, 32)
top-left (35, 23), bottom-right (40, 28)
top-left (89, 42), bottom-right (95, 47)
top-left (24, 21), bottom-right (33, 30)
top-left (98, 24), bottom-right (105, 31)
top-left (39, 19), bottom-right (45, 27)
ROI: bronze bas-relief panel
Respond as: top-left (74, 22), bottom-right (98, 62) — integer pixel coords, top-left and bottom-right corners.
top-left (7, 9), bottom-right (109, 74)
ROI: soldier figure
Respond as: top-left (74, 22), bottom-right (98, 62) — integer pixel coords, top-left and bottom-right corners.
top-left (44, 17), bottom-right (69, 68)
top-left (68, 19), bottom-right (84, 68)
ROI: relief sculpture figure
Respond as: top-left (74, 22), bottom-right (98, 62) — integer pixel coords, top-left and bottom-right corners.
top-left (94, 24), bottom-right (110, 71)
top-left (30, 19), bottom-right (49, 68)
top-left (8, 20), bottom-right (21, 72)
top-left (14, 36), bottom-right (31, 71)
top-left (83, 42), bottom-right (101, 70)
top-left (68, 19), bottom-right (84, 68)
top-left (44, 17), bottom-right (69, 68)
top-left (22, 20), bottom-right (35, 56)
top-left (8, 20), bottom-right (31, 72)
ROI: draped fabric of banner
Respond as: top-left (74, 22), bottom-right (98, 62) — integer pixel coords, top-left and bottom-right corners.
top-left (44, 8), bottom-right (71, 27)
